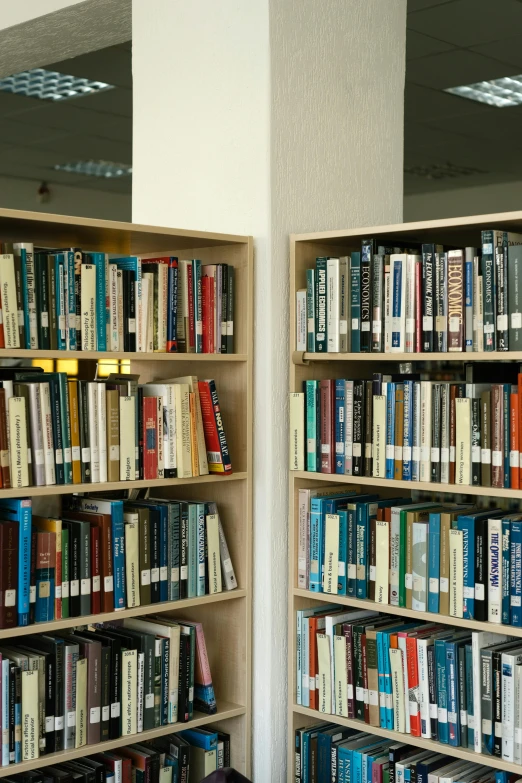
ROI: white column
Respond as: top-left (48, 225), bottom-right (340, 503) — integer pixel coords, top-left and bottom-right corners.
top-left (132, 2), bottom-right (407, 780)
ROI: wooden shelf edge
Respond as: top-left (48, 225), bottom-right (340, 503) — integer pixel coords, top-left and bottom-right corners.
top-left (292, 588), bottom-right (522, 637)
top-left (292, 704), bottom-right (518, 775)
top-left (0, 589), bottom-right (247, 639)
top-left (0, 701), bottom-right (247, 777)
top-left (291, 471), bottom-right (519, 499)
top-left (299, 351), bottom-right (522, 362)
top-left (0, 472), bottom-right (247, 499)
top-left (3, 349), bottom-right (247, 361)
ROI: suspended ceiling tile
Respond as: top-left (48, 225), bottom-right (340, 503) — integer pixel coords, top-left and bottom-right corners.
top-left (66, 87), bottom-right (132, 118)
top-left (46, 44), bottom-right (132, 90)
top-left (406, 49), bottom-right (519, 89)
top-left (36, 134), bottom-right (131, 164)
top-left (407, 0), bottom-right (522, 47)
top-left (471, 34), bottom-right (522, 69)
top-left (408, 0), bottom-right (458, 11)
top-left (405, 83), bottom-right (492, 122)
top-left (406, 30), bottom-right (456, 59)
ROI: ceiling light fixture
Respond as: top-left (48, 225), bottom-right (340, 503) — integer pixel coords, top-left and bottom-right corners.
top-left (0, 68), bottom-right (114, 101)
top-left (445, 75), bottom-right (522, 107)
top-left (54, 161), bottom-right (132, 178)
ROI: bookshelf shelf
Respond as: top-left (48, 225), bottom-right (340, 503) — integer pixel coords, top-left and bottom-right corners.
top-left (0, 701), bottom-right (247, 778)
top-left (0, 210), bottom-right (253, 777)
top-left (288, 211), bottom-right (522, 782)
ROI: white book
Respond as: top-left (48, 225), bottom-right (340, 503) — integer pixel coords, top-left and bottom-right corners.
top-left (27, 382), bottom-right (45, 487)
top-left (124, 514), bottom-right (140, 608)
top-left (389, 647), bottom-right (405, 732)
top-left (449, 528), bottom-right (463, 618)
top-left (440, 383), bottom-right (451, 484)
top-left (419, 381), bottom-right (432, 482)
top-left (339, 256), bottom-right (349, 352)
top-left (39, 382), bottom-right (56, 486)
top-left (316, 633), bottom-right (331, 714)
top-left (157, 262), bottom-right (168, 352)
top-left (488, 517), bottom-right (503, 623)
top-left (417, 639), bottom-right (432, 739)
top-left (75, 657), bottom-right (87, 748)
top-left (405, 254), bottom-right (418, 353)
top-left (384, 264), bottom-right (392, 353)
top-left (390, 254), bottom-right (407, 353)
top-left (163, 375), bottom-right (208, 476)
top-left (81, 264), bottom-right (96, 351)
top-left (372, 394), bottom-right (386, 477)
top-left (412, 382), bottom-right (421, 481)
top-left (117, 269), bottom-right (124, 351)
top-left (14, 243), bottom-right (37, 349)
top-left (344, 381), bottom-right (354, 475)
top-left (323, 514), bottom-right (339, 594)
top-left (375, 520), bottom-right (389, 604)
top-left (455, 396), bottom-right (471, 485)
top-left (8, 396), bottom-right (29, 488)
top-left (514, 662), bottom-right (522, 763)
top-left (472, 630), bottom-right (513, 753)
top-left (0, 254), bottom-right (19, 348)
top-left (121, 649), bottom-right (137, 736)
top-left (21, 669), bottom-right (39, 760)
top-left (109, 262), bottom-right (119, 351)
top-left (327, 257), bottom-right (340, 352)
top-left (296, 290), bottom-right (307, 352)
top-left (333, 635), bottom-right (348, 717)
top-left (97, 383), bottom-right (107, 484)
top-left (87, 382), bottom-right (100, 483)
top-left (173, 384), bottom-right (192, 478)
top-left (119, 396), bottom-right (136, 481)
top-left (206, 514), bottom-right (222, 594)
top-left (476, 273), bottom-right (484, 352)
top-left (502, 648), bottom-right (522, 761)
top-left (289, 393), bottom-right (305, 471)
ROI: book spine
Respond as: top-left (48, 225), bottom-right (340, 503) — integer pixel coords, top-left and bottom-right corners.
top-left (473, 255), bottom-right (483, 351)
top-left (511, 521), bottom-right (522, 627)
top-left (482, 229), bottom-right (498, 351)
top-left (352, 380), bottom-right (364, 477)
top-left (472, 397), bottom-right (481, 486)
top-left (335, 380), bottom-right (345, 474)
top-left (509, 245), bottom-right (522, 350)
top-left (386, 382), bottom-right (395, 479)
top-left (502, 518), bottom-right (511, 625)
top-left (306, 269), bottom-right (315, 352)
top-left (465, 248), bottom-right (474, 350)
top-left (315, 258), bottom-right (327, 352)
top-left (166, 257), bottom-right (179, 352)
top-left (447, 249), bottom-right (464, 351)
top-left (405, 254), bottom-right (416, 353)
top-left (435, 250), bottom-right (448, 352)
top-left (327, 257), bottom-right (340, 352)
top-left (391, 255), bottom-right (404, 352)
top-left (431, 382), bottom-right (441, 483)
top-left (492, 384), bottom-right (504, 488)
top-left (488, 517), bottom-right (502, 623)
top-left (350, 253), bottom-right (361, 352)
top-left (422, 245), bottom-right (434, 352)
top-left (360, 243), bottom-right (372, 352)
top-left (497, 245), bottom-right (509, 351)
top-left (402, 380), bottom-right (413, 480)
top-left (364, 380), bottom-right (373, 477)
top-left (415, 255), bottom-right (423, 353)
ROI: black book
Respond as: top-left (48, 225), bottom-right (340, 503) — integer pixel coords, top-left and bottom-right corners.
top-left (471, 398), bottom-right (481, 486)
top-left (73, 759), bottom-right (106, 783)
top-left (493, 646), bottom-right (504, 756)
top-left (226, 265), bottom-right (234, 354)
top-left (35, 252), bottom-right (50, 350)
top-left (220, 264), bottom-right (228, 354)
top-left (475, 516), bottom-right (487, 622)
top-left (77, 381), bottom-right (91, 482)
top-left (149, 508), bottom-right (161, 603)
top-left (100, 645), bottom-right (111, 741)
top-left (352, 380), bottom-right (365, 477)
top-left (363, 380), bottom-right (373, 477)
top-left (132, 744), bottom-right (161, 783)
top-left (435, 250), bottom-right (448, 352)
top-left (431, 382), bottom-right (441, 483)
top-left (458, 643), bottom-right (468, 748)
top-left (24, 635), bottom-right (65, 752)
top-left (496, 245), bottom-right (509, 351)
top-left (61, 763), bottom-right (95, 783)
top-left (122, 269), bottom-right (136, 352)
top-left (8, 663), bottom-right (15, 763)
top-left (179, 502), bottom-right (189, 600)
top-left (178, 632), bottom-right (191, 723)
top-left (78, 630), bottom-right (121, 739)
top-left (388, 744), bottom-right (416, 783)
top-left (360, 239), bottom-right (373, 352)
top-left (218, 731), bottom-right (231, 768)
top-left (47, 255), bottom-right (58, 350)
top-left (137, 386), bottom-right (144, 480)
top-left (153, 734), bottom-right (190, 782)
top-left (421, 244), bottom-right (439, 352)
top-left (8, 774), bottom-right (46, 783)
top-left (426, 644), bottom-right (438, 740)
top-left (161, 637), bottom-right (170, 726)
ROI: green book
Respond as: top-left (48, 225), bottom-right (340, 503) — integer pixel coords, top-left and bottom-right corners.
top-left (62, 527), bottom-right (69, 619)
top-left (187, 503), bottom-right (198, 599)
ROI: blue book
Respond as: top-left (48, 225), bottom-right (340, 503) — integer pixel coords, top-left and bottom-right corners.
top-left (356, 503), bottom-right (369, 599)
top-left (1, 659), bottom-right (8, 765)
top-left (324, 493), bottom-right (362, 590)
top-left (391, 256), bottom-right (403, 349)
top-left (178, 727), bottom-right (218, 750)
top-left (335, 379), bottom-right (345, 474)
top-left (458, 514), bottom-right (476, 619)
top-left (66, 249), bottom-right (78, 351)
top-left (350, 252), bottom-right (361, 352)
top-left (0, 498), bottom-right (31, 626)
top-left (465, 643), bottom-right (474, 748)
top-left (511, 520), bottom-right (522, 626)
top-left (435, 639), bottom-right (449, 744)
top-left (309, 492), bottom-right (357, 592)
top-left (166, 257), bottom-right (178, 352)
top-left (347, 506), bottom-right (357, 598)
top-left (305, 380), bottom-right (318, 472)
top-left (385, 383), bottom-right (396, 479)
top-left (377, 627), bottom-right (387, 728)
top-left (86, 252), bottom-right (107, 351)
top-left (402, 380), bottom-right (413, 480)
top-left (428, 512), bottom-right (441, 613)
top-left (338, 510), bottom-right (348, 595)
top-left (186, 503), bottom-right (198, 599)
top-left (412, 382), bottom-right (421, 481)
top-left (465, 256), bottom-right (473, 350)
top-left (502, 517), bottom-right (511, 624)
top-left (445, 641), bottom-right (460, 746)
top-left (337, 745), bottom-right (352, 783)
top-left (55, 253), bottom-right (67, 350)
top-left (19, 247), bottom-right (31, 349)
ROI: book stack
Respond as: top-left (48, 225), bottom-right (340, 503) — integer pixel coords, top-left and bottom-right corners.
top-left (0, 615), bottom-right (215, 765)
top-left (0, 367), bottom-right (232, 489)
top-left (296, 605), bottom-right (522, 762)
top-left (0, 245), bottom-right (235, 353)
top-left (290, 363), bottom-right (522, 489)
top-left (296, 229), bottom-right (522, 354)
top-left (294, 724), bottom-right (515, 783)
top-left (0, 495), bottom-right (237, 629)
top-left (297, 489), bottom-right (522, 627)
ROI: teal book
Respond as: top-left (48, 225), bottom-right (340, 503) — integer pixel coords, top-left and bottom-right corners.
top-left (188, 503), bottom-right (198, 599)
top-left (305, 380), bottom-right (318, 471)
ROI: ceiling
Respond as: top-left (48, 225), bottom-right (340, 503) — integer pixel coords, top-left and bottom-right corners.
top-left (405, 0), bottom-right (522, 194)
top-left (0, 42), bottom-right (132, 195)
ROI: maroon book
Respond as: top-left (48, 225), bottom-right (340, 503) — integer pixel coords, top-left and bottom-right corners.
top-left (0, 520), bottom-right (18, 628)
top-left (492, 383), bottom-right (504, 488)
top-left (320, 379), bottom-right (334, 473)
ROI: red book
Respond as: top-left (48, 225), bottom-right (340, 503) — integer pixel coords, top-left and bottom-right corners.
top-left (415, 258), bottom-right (422, 353)
top-left (406, 636), bottom-right (421, 736)
top-left (90, 524), bottom-right (101, 614)
top-left (308, 619), bottom-right (319, 711)
top-left (187, 261), bottom-right (195, 351)
top-left (320, 379), bottom-right (334, 473)
top-left (201, 275), bottom-right (215, 354)
top-left (511, 388), bottom-right (520, 489)
top-left (198, 380), bottom-right (232, 473)
top-left (0, 520), bottom-right (18, 628)
top-left (142, 395), bottom-right (158, 480)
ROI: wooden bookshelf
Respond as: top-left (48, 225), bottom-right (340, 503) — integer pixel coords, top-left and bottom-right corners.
top-left (288, 211), bottom-right (522, 781)
top-left (0, 208), bottom-right (253, 777)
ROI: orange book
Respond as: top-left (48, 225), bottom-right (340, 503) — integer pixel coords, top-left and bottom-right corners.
top-left (406, 636), bottom-right (421, 736)
top-left (519, 373), bottom-right (522, 485)
top-left (33, 516), bottom-right (62, 620)
top-left (511, 387), bottom-right (519, 489)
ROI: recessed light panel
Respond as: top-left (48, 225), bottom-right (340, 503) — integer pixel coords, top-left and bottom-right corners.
top-left (445, 76), bottom-right (522, 107)
top-left (54, 161), bottom-right (132, 178)
top-left (0, 68), bottom-right (114, 101)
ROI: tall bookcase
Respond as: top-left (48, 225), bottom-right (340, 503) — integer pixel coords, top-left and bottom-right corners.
top-left (288, 211), bottom-right (522, 780)
top-left (0, 208), bottom-right (253, 777)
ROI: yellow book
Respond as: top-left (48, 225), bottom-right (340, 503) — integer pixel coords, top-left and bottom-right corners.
top-left (106, 389), bottom-right (120, 482)
top-left (119, 396), bottom-right (136, 481)
top-left (124, 514), bottom-right (140, 608)
top-left (121, 649), bottom-right (137, 736)
top-left (317, 633), bottom-right (331, 714)
top-left (323, 514), bottom-right (339, 594)
top-left (22, 669), bottom-right (39, 759)
top-left (67, 380), bottom-right (82, 484)
top-left (75, 658), bottom-right (87, 748)
top-left (163, 375), bottom-right (209, 476)
top-left (389, 647), bottom-right (405, 733)
top-left (8, 395), bottom-right (29, 488)
top-left (173, 384), bottom-right (192, 478)
top-left (375, 519), bottom-right (389, 604)
top-left (189, 393), bottom-right (198, 476)
top-left (289, 392), bottom-right (305, 471)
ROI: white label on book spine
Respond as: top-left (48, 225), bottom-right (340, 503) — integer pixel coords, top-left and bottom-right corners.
top-left (29, 585), bottom-right (36, 603)
top-left (34, 449), bottom-right (44, 465)
top-left (431, 447), bottom-right (440, 462)
top-left (104, 575), bottom-right (113, 592)
top-left (55, 716), bottom-right (64, 731)
top-left (72, 446), bottom-right (81, 461)
top-left (70, 579), bottom-right (79, 596)
top-left (482, 448), bottom-right (491, 464)
top-left (497, 314), bottom-right (508, 331)
top-left (372, 321), bottom-right (382, 333)
top-left (161, 566), bottom-right (169, 580)
top-left (430, 703), bottom-right (438, 718)
top-left (511, 450), bottom-right (519, 467)
top-left (55, 448), bottom-right (63, 464)
top-left (356, 686), bottom-right (364, 702)
top-left (181, 565), bottom-right (188, 579)
top-left (405, 574), bottom-right (412, 589)
top-left (141, 569), bottom-right (151, 585)
top-left (370, 566), bottom-right (376, 580)
top-left (352, 318), bottom-right (359, 330)
top-left (450, 446), bottom-right (456, 462)
top-left (5, 589), bottom-right (15, 607)
top-left (429, 577), bottom-right (439, 593)
top-left (449, 316), bottom-right (460, 333)
top-left (45, 716), bottom-right (53, 733)
top-left (338, 562), bottom-right (345, 576)
top-left (468, 715), bottom-right (475, 729)
top-left (321, 444), bottom-right (330, 454)
top-left (145, 693), bottom-right (154, 708)
top-left (348, 564), bottom-right (356, 579)
top-left (102, 706), bottom-right (110, 722)
top-left (448, 711), bottom-right (457, 724)
top-left (55, 585), bottom-right (62, 598)
top-left (492, 450), bottom-right (503, 467)
top-left (412, 445), bottom-right (420, 462)
top-left (464, 586), bottom-right (474, 598)
top-left (361, 322), bottom-right (370, 332)
top-left (151, 567), bottom-right (160, 582)
top-left (62, 581), bottom-right (69, 598)
top-left (438, 707), bottom-right (448, 722)
top-left (302, 674), bottom-right (309, 689)
top-left (512, 313), bottom-right (522, 329)
top-left (41, 312), bottom-right (49, 327)
top-left (441, 446), bottom-right (449, 463)
top-left (472, 445), bottom-right (481, 462)
top-left (394, 446), bottom-right (402, 461)
top-left (82, 447), bottom-right (91, 462)
top-left (369, 690), bottom-right (378, 706)
top-left (64, 447), bottom-right (71, 463)
top-left (423, 315), bottom-right (433, 330)
top-left (352, 443), bottom-right (361, 457)
top-left (110, 445), bottom-right (120, 460)
top-left (484, 323), bottom-right (494, 334)
top-left (440, 577), bottom-right (449, 592)
top-left (92, 575), bottom-right (101, 592)
top-left (483, 719), bottom-right (492, 734)
top-left (495, 722), bottom-right (502, 737)
top-left (511, 596), bottom-right (522, 607)
top-left (67, 711), bottom-right (76, 727)
top-left (90, 707), bottom-right (100, 724)
top-left (403, 445), bottom-right (412, 461)
top-left (81, 578), bottom-right (91, 595)
top-left (386, 445), bottom-right (394, 460)
top-left (171, 567), bottom-right (179, 582)
top-left (475, 583), bottom-right (485, 600)
top-left (111, 702), bottom-right (120, 718)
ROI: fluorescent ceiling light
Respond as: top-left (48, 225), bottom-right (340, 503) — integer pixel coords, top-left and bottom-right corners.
top-left (445, 75), bottom-right (522, 107)
top-left (0, 68), bottom-right (114, 101)
top-left (54, 161), bottom-right (132, 178)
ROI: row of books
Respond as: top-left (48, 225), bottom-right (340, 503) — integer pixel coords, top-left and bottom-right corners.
top-left (0, 244), bottom-right (235, 353)
top-left (0, 614), bottom-right (216, 765)
top-left (296, 229), bottom-right (522, 354)
top-left (0, 494), bottom-right (237, 629)
top-left (290, 367), bottom-right (522, 489)
top-left (6, 727), bottom-right (231, 783)
top-left (294, 724), bottom-right (516, 783)
top-left (298, 489), bottom-right (522, 626)
top-left (0, 367), bottom-right (232, 489)
top-left (296, 606), bottom-right (522, 761)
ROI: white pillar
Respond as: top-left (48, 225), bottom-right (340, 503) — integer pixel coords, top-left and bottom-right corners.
top-left (132, 2), bottom-right (406, 780)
